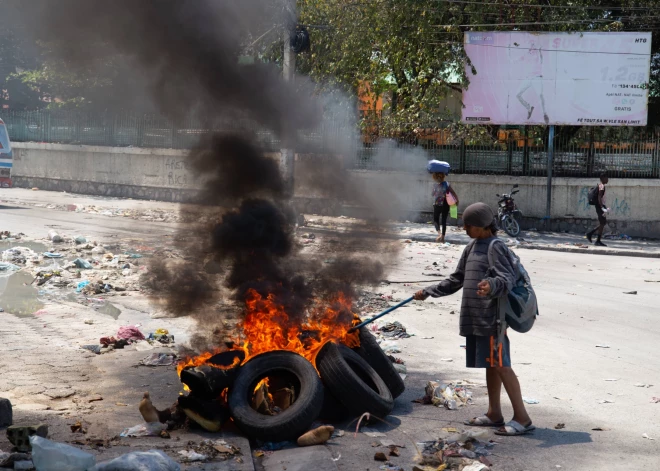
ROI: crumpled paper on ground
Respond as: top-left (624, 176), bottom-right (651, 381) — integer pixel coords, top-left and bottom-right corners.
top-left (424, 381), bottom-right (473, 409)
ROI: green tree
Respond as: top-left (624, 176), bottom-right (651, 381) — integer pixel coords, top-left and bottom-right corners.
top-left (296, 0), bottom-right (660, 138)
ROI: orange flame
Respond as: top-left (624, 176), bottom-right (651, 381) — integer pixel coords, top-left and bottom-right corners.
top-left (232, 289), bottom-right (360, 365)
top-left (178, 289), bottom-right (360, 378)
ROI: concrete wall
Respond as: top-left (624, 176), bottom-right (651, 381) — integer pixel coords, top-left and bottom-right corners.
top-left (9, 142), bottom-right (660, 236)
top-left (346, 171), bottom-right (660, 236)
top-left (11, 142), bottom-right (200, 202)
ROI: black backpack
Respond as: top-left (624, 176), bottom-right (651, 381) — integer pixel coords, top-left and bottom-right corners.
top-left (588, 186), bottom-right (599, 205)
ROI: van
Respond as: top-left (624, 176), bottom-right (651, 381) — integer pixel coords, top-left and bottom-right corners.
top-left (0, 118), bottom-right (12, 188)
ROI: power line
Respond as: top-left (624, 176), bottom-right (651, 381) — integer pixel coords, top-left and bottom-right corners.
top-left (341, 0), bottom-right (654, 11)
top-left (435, 0), bottom-right (652, 11)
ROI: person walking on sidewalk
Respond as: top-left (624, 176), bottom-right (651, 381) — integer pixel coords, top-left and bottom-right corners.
top-left (430, 170), bottom-right (459, 243)
top-left (413, 202), bottom-right (534, 436)
top-left (586, 173), bottom-right (609, 247)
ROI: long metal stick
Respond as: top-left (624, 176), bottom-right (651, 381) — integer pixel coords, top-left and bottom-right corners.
top-left (349, 296), bottom-right (414, 332)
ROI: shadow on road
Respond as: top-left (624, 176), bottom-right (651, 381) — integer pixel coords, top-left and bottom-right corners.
top-left (521, 427), bottom-right (593, 448)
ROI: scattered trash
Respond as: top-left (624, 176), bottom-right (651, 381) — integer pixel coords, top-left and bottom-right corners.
top-left (94, 450), bottom-right (180, 471)
top-left (42, 252), bottom-right (63, 259)
top-left (374, 451), bottom-right (388, 461)
top-left (554, 423), bottom-right (565, 430)
top-left (604, 379), bottom-right (618, 382)
top-left (178, 450), bottom-right (208, 462)
top-left (440, 358), bottom-right (453, 362)
top-left (523, 397), bottom-right (539, 404)
top-left (650, 397), bottom-right (660, 404)
top-left (379, 321), bottom-right (411, 339)
top-left (416, 381), bottom-right (473, 409)
top-left (30, 436), bottom-right (95, 471)
top-left (120, 422), bottom-right (167, 438)
top-left (636, 383), bottom-right (653, 388)
top-left (7, 425), bottom-right (48, 452)
top-left (72, 258), bottom-right (93, 269)
top-left (70, 421), bottom-right (87, 434)
top-left (379, 465), bottom-right (404, 471)
top-left (47, 231), bottom-right (63, 243)
top-left (139, 353), bottom-right (177, 366)
top-left (642, 433), bottom-right (655, 440)
top-left (0, 262), bottom-right (19, 273)
top-left (0, 454), bottom-right (30, 469)
top-left (624, 291), bottom-right (638, 295)
top-left (592, 427), bottom-right (610, 431)
top-left (595, 345), bottom-right (610, 348)
top-left (81, 345), bottom-right (101, 354)
top-left (75, 281), bottom-right (90, 293)
top-left (331, 429), bottom-right (345, 439)
top-left (74, 236), bottom-right (87, 245)
top-left (117, 325), bottom-right (145, 341)
top-left (463, 463), bottom-right (490, 471)
top-left (417, 429), bottom-right (494, 471)
top-left (298, 425), bottom-right (334, 446)
top-left (380, 342), bottom-right (402, 354)
top-left (598, 399), bottom-right (615, 404)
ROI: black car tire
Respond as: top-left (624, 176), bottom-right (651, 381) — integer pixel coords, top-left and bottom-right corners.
top-left (228, 351), bottom-right (324, 442)
top-left (316, 342), bottom-right (393, 418)
top-left (354, 327), bottom-right (405, 398)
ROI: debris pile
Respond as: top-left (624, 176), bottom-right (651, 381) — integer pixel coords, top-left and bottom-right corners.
top-left (416, 429), bottom-right (495, 471)
top-left (81, 325), bottom-right (175, 355)
top-left (414, 381), bottom-right (474, 410)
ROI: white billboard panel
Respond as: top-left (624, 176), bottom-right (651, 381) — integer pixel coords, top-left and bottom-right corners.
top-left (462, 32), bottom-right (652, 126)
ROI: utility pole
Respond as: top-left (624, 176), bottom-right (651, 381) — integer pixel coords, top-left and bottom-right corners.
top-left (280, 4), bottom-right (296, 197)
top-left (545, 125), bottom-right (555, 230)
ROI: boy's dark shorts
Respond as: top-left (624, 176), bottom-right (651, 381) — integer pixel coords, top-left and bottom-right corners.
top-left (596, 206), bottom-right (607, 225)
top-left (466, 334), bottom-right (511, 368)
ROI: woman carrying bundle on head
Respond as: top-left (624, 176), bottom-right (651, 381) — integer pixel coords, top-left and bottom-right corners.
top-left (427, 160), bottom-right (459, 243)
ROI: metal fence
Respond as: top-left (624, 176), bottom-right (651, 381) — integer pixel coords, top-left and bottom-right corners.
top-left (3, 110), bottom-right (659, 178)
top-left (352, 127), bottom-right (660, 179)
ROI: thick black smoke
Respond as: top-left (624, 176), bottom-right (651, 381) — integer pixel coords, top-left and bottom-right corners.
top-left (14, 0), bottom-right (316, 136)
top-left (18, 0), bottom-right (392, 346)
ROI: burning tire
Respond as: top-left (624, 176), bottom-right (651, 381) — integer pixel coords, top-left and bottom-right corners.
top-left (316, 342), bottom-right (393, 418)
top-left (228, 351), bottom-right (324, 442)
top-left (354, 327), bottom-right (405, 399)
top-left (318, 385), bottom-right (349, 423)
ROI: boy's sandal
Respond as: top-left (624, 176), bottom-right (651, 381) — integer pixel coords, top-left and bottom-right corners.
top-left (494, 420), bottom-right (536, 436)
top-left (464, 415), bottom-right (505, 427)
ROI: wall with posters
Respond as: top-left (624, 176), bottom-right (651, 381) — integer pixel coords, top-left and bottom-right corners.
top-left (462, 31), bottom-right (652, 126)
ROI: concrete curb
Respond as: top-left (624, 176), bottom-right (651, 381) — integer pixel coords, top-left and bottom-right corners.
top-left (303, 227), bottom-right (660, 259)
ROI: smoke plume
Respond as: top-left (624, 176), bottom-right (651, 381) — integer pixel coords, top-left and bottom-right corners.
top-left (17, 0), bottom-right (396, 349)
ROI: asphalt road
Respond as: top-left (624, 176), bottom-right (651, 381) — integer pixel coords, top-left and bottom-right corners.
top-left (1, 193), bottom-right (659, 470)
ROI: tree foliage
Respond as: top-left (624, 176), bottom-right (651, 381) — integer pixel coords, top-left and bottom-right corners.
top-left (297, 0), bottom-right (660, 136)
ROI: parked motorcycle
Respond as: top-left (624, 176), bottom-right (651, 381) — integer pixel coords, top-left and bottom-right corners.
top-left (496, 184), bottom-right (522, 237)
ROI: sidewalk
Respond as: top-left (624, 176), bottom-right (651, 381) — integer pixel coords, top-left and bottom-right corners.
top-left (3, 187), bottom-right (659, 258)
top-left (304, 215), bottom-right (660, 258)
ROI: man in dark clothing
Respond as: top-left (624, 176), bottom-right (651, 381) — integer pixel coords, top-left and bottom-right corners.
top-left (414, 202), bottom-right (534, 436)
top-left (586, 173), bottom-right (609, 247)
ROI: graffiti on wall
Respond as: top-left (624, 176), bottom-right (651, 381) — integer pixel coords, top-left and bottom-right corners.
top-left (165, 158), bottom-right (190, 187)
top-left (577, 186), bottom-right (630, 216)
top-left (577, 186), bottom-right (590, 211)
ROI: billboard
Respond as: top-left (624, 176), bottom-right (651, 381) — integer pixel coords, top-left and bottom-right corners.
top-left (462, 32), bottom-right (652, 126)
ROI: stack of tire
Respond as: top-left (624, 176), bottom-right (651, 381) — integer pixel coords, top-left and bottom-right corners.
top-left (228, 327), bottom-right (404, 442)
